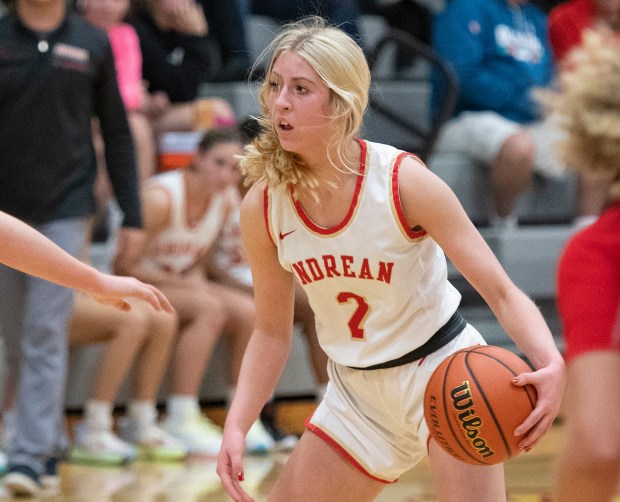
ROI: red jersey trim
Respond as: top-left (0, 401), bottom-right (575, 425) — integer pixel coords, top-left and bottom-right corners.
top-left (289, 139), bottom-right (368, 237)
top-left (263, 187), bottom-right (275, 245)
top-left (304, 416), bottom-right (396, 484)
top-left (391, 152), bottom-right (427, 241)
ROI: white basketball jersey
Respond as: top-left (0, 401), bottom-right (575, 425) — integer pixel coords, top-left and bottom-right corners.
top-left (212, 191), bottom-right (253, 287)
top-left (141, 170), bottom-right (232, 275)
top-left (266, 140), bottom-right (461, 367)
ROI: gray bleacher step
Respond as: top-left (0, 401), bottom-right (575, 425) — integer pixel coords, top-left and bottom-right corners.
top-left (460, 300), bottom-right (562, 350)
top-left (448, 224), bottom-right (573, 299)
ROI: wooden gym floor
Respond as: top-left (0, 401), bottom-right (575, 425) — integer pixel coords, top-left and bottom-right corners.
top-left (2, 399), bottom-right (617, 501)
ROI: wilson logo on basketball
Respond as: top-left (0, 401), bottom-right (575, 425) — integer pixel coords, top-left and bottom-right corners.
top-left (450, 381), bottom-right (495, 460)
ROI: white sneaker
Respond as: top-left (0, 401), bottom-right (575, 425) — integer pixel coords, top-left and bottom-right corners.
top-left (245, 419), bottom-right (275, 455)
top-left (161, 412), bottom-right (222, 458)
top-left (118, 417), bottom-right (188, 462)
top-left (572, 215), bottom-right (598, 233)
top-left (70, 423), bottom-right (136, 466)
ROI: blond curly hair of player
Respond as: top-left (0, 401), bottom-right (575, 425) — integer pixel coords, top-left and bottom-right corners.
top-left (544, 28), bottom-right (620, 200)
top-left (240, 17), bottom-right (371, 200)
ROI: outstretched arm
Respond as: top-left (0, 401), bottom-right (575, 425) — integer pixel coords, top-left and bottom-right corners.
top-left (0, 211), bottom-right (173, 313)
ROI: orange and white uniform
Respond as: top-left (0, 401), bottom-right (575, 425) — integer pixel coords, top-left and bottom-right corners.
top-left (265, 139), bottom-right (486, 482)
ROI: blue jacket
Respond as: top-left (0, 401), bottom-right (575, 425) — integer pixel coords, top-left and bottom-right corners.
top-left (433, 0), bottom-right (554, 123)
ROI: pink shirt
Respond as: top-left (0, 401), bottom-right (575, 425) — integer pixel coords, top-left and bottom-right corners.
top-left (108, 23), bottom-right (143, 111)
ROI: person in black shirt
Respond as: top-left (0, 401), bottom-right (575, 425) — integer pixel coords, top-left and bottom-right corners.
top-left (130, 0), bottom-right (210, 103)
top-left (0, 0), bottom-right (145, 495)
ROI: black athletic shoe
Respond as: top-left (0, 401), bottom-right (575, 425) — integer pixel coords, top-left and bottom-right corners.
top-left (4, 464), bottom-right (41, 497)
top-left (41, 457), bottom-right (60, 489)
top-left (260, 403), bottom-right (299, 452)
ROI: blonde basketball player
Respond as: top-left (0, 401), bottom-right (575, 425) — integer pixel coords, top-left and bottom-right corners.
top-left (217, 18), bottom-right (566, 502)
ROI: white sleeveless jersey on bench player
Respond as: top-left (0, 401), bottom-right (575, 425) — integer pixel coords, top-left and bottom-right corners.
top-left (265, 139), bottom-right (461, 368)
top-left (141, 170), bottom-right (233, 275)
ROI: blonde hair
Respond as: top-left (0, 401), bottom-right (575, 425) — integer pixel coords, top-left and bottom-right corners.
top-left (241, 17), bottom-right (371, 197)
top-left (543, 28), bottom-right (620, 200)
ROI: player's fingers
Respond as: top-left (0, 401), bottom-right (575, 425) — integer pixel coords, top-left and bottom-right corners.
top-left (513, 398), bottom-right (547, 437)
top-left (231, 480), bottom-right (254, 502)
top-left (511, 370), bottom-right (537, 387)
top-left (517, 413), bottom-right (553, 451)
top-left (230, 453), bottom-right (254, 501)
top-left (217, 455), bottom-right (253, 502)
top-left (131, 283), bottom-right (163, 311)
top-left (147, 284), bottom-right (175, 313)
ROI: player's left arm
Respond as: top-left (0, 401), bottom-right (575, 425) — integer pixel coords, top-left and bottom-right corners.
top-left (397, 157), bottom-right (566, 448)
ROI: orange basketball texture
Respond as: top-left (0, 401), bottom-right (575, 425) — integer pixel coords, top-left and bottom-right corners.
top-left (423, 345), bottom-right (537, 465)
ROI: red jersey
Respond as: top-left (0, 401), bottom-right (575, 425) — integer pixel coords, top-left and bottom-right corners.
top-left (557, 201), bottom-right (620, 361)
top-left (548, 0), bottom-right (596, 62)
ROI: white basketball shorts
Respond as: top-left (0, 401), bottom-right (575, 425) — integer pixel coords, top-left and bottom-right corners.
top-left (306, 324), bottom-right (486, 483)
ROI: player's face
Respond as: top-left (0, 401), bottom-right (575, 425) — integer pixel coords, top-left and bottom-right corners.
top-left (267, 51), bottom-right (333, 159)
top-left (194, 142), bottom-right (242, 193)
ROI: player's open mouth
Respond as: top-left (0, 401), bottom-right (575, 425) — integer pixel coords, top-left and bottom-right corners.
top-left (279, 121), bottom-right (293, 131)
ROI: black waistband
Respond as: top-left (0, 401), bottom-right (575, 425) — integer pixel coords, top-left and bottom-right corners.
top-left (347, 311), bottom-right (467, 371)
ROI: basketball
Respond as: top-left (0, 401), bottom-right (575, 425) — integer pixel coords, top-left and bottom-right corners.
top-left (423, 344), bottom-right (537, 465)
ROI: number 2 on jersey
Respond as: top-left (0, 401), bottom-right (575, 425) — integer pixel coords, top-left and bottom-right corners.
top-left (337, 292), bottom-right (369, 340)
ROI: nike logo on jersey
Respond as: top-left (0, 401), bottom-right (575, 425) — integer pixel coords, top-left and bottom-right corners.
top-left (279, 230), bottom-right (297, 240)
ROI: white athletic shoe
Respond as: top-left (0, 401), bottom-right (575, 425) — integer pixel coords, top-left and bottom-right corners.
top-left (161, 412), bottom-right (223, 458)
top-left (70, 423), bottom-right (136, 466)
top-left (118, 417), bottom-right (188, 462)
top-left (245, 419), bottom-right (275, 455)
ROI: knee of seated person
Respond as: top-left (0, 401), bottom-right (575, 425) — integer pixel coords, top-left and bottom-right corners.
top-left (502, 130), bottom-right (536, 167)
top-left (149, 308), bottom-right (179, 338)
top-left (191, 288), bottom-right (227, 321)
top-left (120, 303), bottom-right (153, 341)
top-left (505, 130), bottom-right (535, 155)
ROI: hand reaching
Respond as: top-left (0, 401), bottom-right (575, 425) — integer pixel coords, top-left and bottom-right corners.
top-left (88, 272), bottom-right (174, 312)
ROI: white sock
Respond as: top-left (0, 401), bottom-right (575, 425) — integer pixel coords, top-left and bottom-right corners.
top-left (573, 214), bottom-right (598, 232)
top-left (85, 400), bottom-right (113, 432)
top-left (166, 395), bottom-right (199, 421)
top-left (489, 213), bottom-right (518, 229)
top-left (128, 400), bottom-right (157, 429)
